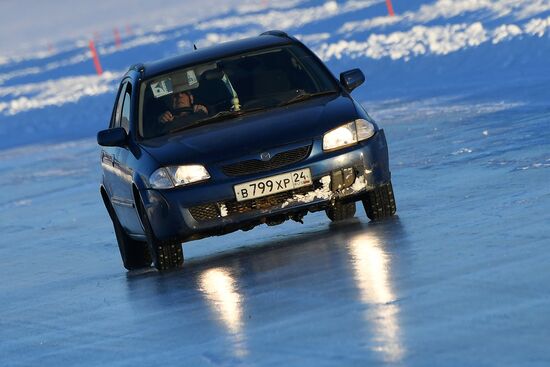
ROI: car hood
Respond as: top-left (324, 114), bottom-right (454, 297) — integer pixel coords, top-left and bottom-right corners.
top-left (140, 94), bottom-right (359, 166)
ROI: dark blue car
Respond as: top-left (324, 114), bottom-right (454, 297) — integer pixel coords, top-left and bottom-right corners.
top-left (97, 31), bottom-right (396, 271)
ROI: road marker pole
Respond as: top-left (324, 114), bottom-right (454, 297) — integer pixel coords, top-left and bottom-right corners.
top-left (89, 40), bottom-right (103, 76)
top-left (114, 27), bottom-right (122, 48)
top-left (386, 0), bottom-right (395, 16)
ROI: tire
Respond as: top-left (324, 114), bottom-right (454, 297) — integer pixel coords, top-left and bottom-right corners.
top-left (104, 196), bottom-right (152, 270)
top-left (362, 182), bottom-right (397, 221)
top-left (137, 199), bottom-right (183, 272)
top-left (326, 201), bottom-right (356, 222)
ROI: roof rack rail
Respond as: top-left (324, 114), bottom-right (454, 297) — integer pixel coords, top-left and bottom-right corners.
top-left (129, 63), bottom-right (145, 73)
top-left (260, 30), bottom-right (290, 38)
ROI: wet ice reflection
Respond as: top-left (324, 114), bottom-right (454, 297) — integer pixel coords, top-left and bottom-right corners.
top-left (198, 267), bottom-right (247, 356)
top-left (349, 232), bottom-right (405, 362)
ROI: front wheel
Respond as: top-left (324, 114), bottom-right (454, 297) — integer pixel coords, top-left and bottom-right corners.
top-left (362, 182), bottom-right (397, 221)
top-left (137, 199), bottom-right (184, 272)
top-left (104, 195), bottom-right (152, 270)
top-left (326, 201), bottom-right (356, 222)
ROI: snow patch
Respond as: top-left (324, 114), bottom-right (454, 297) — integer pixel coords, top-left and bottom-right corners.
top-left (29, 168), bottom-right (90, 178)
top-left (196, 1), bottom-right (380, 31)
top-left (318, 19), bottom-right (550, 61)
top-left (279, 173), bottom-right (369, 209)
top-left (296, 33), bottom-right (331, 45)
top-left (339, 0), bottom-right (550, 34)
top-left (14, 199), bottom-right (32, 207)
top-left (317, 23), bottom-right (488, 61)
top-left (195, 30), bottom-right (261, 48)
top-left (0, 51), bottom-right (91, 85)
top-left (281, 175), bottom-right (332, 208)
top-left (518, 160), bottom-right (550, 170)
top-left (349, 175), bottom-right (367, 192)
top-left (0, 67), bottom-right (42, 85)
top-left (452, 148), bottom-right (473, 155)
top-left (0, 48), bottom-right (59, 67)
top-left (524, 15), bottom-right (550, 36)
top-left (97, 34), bottom-right (167, 55)
top-left (220, 203), bottom-right (228, 217)
top-left (0, 71), bottom-right (121, 116)
top-left (235, 0), bottom-right (305, 15)
top-left (493, 24), bottom-right (523, 44)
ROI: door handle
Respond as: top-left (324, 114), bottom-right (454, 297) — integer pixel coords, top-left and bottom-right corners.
top-left (102, 152), bottom-right (115, 166)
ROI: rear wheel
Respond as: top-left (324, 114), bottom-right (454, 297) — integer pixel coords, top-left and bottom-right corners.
top-left (362, 182), bottom-right (397, 221)
top-left (137, 199), bottom-right (183, 272)
top-left (326, 201), bottom-right (356, 222)
top-left (104, 195), bottom-right (152, 270)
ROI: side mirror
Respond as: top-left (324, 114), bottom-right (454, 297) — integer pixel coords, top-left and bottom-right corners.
top-left (340, 69), bottom-right (365, 92)
top-left (97, 127), bottom-right (128, 147)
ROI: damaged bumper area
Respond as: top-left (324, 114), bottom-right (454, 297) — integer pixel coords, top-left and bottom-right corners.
top-left (142, 130), bottom-right (391, 242)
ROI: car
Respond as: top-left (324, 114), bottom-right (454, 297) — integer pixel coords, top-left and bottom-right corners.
top-left (97, 30), bottom-right (396, 272)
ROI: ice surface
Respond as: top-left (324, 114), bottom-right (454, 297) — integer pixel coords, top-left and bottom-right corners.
top-left (0, 1), bottom-right (549, 366)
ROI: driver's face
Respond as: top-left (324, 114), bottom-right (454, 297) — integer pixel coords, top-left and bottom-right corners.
top-left (173, 91), bottom-right (192, 109)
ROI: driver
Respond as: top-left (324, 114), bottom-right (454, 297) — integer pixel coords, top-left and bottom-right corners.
top-left (158, 90), bottom-right (208, 123)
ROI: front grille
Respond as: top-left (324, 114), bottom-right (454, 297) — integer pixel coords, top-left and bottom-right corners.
top-left (221, 145), bottom-right (311, 177)
top-left (189, 186), bottom-right (314, 222)
top-left (189, 203), bottom-right (219, 221)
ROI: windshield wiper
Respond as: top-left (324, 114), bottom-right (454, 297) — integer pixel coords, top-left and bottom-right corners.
top-left (278, 90), bottom-right (338, 107)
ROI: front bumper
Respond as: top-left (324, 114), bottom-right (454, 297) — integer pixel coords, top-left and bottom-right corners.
top-left (141, 130), bottom-right (391, 242)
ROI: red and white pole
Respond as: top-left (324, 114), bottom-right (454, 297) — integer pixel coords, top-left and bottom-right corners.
top-left (385, 0), bottom-right (395, 16)
top-left (89, 39), bottom-right (103, 76)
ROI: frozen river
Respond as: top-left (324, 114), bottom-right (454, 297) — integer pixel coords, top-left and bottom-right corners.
top-left (1, 78), bottom-right (549, 365)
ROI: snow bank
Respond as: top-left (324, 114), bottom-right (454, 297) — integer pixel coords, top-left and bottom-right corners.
top-left (194, 31), bottom-right (261, 49)
top-left (340, 0), bottom-right (550, 34)
top-left (317, 18), bottom-right (550, 61)
top-left (235, 0), bottom-right (305, 14)
top-left (97, 34), bottom-right (167, 56)
top-left (0, 49), bottom-right (54, 67)
top-left (0, 71), bottom-right (120, 116)
top-left (0, 51), bottom-right (91, 85)
top-left (197, 1), bottom-right (381, 31)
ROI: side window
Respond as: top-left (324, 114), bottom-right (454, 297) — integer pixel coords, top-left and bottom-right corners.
top-left (110, 81), bottom-right (127, 128)
top-left (120, 86), bottom-right (132, 133)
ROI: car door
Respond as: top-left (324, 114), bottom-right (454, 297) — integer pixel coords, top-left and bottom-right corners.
top-left (101, 81), bottom-right (127, 203)
top-left (113, 81), bottom-right (143, 234)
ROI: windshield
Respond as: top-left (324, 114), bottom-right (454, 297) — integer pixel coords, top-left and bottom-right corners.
top-left (139, 45), bottom-right (337, 139)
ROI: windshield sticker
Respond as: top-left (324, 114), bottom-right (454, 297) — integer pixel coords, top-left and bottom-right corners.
top-left (186, 70), bottom-right (198, 86)
top-left (150, 79), bottom-right (173, 98)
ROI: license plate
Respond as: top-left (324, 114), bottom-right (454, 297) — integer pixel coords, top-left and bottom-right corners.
top-left (234, 168), bottom-right (312, 202)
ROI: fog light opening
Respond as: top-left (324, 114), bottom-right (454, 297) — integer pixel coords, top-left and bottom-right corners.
top-left (330, 167), bottom-right (356, 192)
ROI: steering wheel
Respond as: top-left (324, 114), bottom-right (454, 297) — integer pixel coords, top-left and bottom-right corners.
top-left (173, 106), bottom-right (208, 116)
top-left (172, 107), bottom-right (194, 115)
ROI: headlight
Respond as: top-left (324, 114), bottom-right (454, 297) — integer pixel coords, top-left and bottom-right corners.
top-left (149, 168), bottom-right (174, 189)
top-left (149, 165), bottom-right (210, 189)
top-left (323, 122), bottom-right (357, 151)
top-left (322, 119), bottom-right (375, 151)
